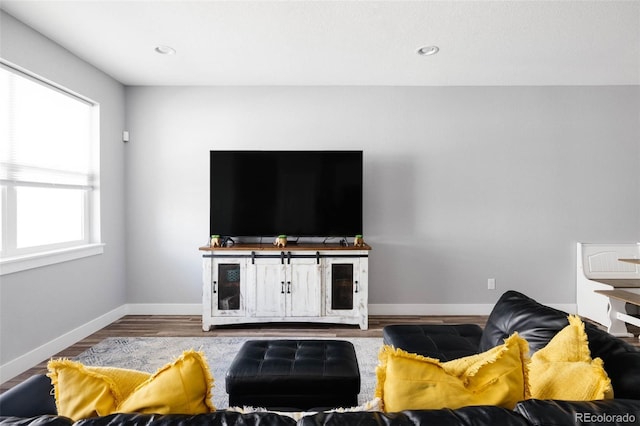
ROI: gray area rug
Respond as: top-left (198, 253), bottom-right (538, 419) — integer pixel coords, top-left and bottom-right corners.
top-left (75, 336), bottom-right (383, 409)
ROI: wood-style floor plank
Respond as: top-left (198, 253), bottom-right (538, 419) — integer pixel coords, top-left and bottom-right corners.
top-left (1, 314), bottom-right (637, 393)
top-left (0, 315), bottom-right (484, 392)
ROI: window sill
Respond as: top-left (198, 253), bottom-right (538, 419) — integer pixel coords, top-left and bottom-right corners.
top-left (0, 243), bottom-right (105, 276)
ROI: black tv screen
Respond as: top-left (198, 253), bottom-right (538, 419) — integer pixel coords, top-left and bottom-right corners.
top-left (210, 150), bottom-right (363, 238)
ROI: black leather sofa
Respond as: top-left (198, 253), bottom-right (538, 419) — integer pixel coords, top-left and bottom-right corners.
top-left (2, 290), bottom-right (640, 425)
top-left (383, 290), bottom-right (640, 401)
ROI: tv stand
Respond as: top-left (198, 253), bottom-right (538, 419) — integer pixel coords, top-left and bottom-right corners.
top-left (199, 243), bottom-right (371, 330)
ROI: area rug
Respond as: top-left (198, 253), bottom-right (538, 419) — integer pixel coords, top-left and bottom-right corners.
top-left (75, 336), bottom-right (383, 409)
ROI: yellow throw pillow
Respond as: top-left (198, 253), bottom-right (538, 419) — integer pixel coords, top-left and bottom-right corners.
top-left (375, 333), bottom-right (529, 412)
top-left (528, 315), bottom-right (613, 400)
top-left (47, 361), bottom-right (151, 421)
top-left (117, 349), bottom-right (215, 414)
top-left (47, 350), bottom-right (215, 421)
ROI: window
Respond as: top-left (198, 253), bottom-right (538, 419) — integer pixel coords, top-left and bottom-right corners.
top-left (0, 62), bottom-right (102, 275)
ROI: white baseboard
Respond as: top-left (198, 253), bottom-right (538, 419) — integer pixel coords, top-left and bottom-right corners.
top-left (0, 305), bottom-right (127, 384)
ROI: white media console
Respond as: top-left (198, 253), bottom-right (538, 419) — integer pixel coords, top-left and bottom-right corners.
top-left (199, 243), bottom-right (370, 330)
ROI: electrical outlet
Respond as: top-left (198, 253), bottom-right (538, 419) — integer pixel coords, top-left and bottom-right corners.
top-left (487, 278), bottom-right (496, 290)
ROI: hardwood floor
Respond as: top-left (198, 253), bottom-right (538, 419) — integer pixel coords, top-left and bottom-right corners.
top-left (2, 314), bottom-right (638, 393)
top-left (0, 314), bottom-right (486, 393)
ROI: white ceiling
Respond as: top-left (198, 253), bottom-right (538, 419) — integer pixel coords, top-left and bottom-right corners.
top-left (1, 0), bottom-right (639, 86)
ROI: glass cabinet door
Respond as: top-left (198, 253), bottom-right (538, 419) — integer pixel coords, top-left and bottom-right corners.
top-left (215, 263), bottom-right (241, 311)
top-left (330, 263), bottom-right (354, 310)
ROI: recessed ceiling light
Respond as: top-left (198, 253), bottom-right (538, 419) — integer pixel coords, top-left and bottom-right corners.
top-left (417, 45), bottom-right (439, 56)
top-left (154, 45), bottom-right (176, 55)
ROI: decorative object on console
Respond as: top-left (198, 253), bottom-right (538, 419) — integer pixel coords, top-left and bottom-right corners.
top-left (274, 235), bottom-right (287, 248)
top-left (210, 235), bottom-right (222, 248)
top-left (353, 234), bottom-right (364, 247)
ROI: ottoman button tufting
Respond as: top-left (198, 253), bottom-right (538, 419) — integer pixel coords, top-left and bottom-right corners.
top-left (226, 339), bottom-right (360, 410)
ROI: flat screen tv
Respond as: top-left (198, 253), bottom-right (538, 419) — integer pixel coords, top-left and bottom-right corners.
top-left (210, 150), bottom-right (363, 238)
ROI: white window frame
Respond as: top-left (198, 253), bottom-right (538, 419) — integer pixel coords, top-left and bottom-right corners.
top-left (0, 60), bottom-right (103, 276)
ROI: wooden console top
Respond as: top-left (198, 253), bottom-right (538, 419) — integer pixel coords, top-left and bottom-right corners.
top-left (199, 243), bottom-right (372, 252)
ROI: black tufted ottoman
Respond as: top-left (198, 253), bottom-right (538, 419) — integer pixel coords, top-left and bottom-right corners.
top-left (225, 339), bottom-right (360, 409)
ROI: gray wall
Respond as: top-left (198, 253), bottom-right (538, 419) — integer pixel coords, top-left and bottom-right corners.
top-left (1, 7), bottom-right (639, 381)
top-left (0, 12), bottom-right (127, 366)
top-left (125, 85), bottom-right (640, 307)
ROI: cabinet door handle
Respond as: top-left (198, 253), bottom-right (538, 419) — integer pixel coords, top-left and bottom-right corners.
top-left (213, 280), bottom-right (217, 294)
top-left (287, 281), bottom-right (291, 294)
top-left (281, 281), bottom-right (285, 294)
top-left (354, 280), bottom-right (359, 293)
